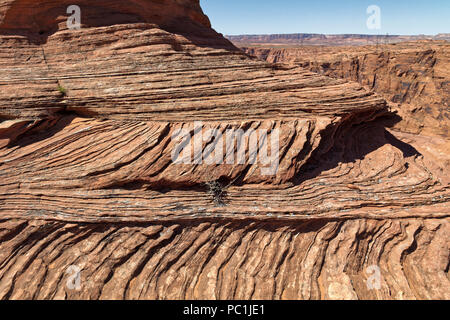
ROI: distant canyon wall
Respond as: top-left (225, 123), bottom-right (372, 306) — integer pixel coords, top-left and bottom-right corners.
top-left (228, 33), bottom-right (450, 47)
top-left (243, 41), bottom-right (450, 137)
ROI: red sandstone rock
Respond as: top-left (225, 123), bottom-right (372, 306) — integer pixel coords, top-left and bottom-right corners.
top-left (243, 41), bottom-right (450, 137)
top-left (0, 1), bottom-right (448, 300)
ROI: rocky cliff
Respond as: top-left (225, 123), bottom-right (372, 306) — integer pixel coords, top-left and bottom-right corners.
top-left (244, 41), bottom-right (450, 137)
top-left (0, 1), bottom-right (448, 299)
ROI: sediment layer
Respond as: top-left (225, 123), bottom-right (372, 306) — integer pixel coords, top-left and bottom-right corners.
top-left (0, 1), bottom-right (448, 299)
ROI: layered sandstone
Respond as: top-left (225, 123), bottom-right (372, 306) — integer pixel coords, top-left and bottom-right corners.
top-left (0, 1), bottom-right (449, 300)
top-left (243, 41), bottom-right (450, 137)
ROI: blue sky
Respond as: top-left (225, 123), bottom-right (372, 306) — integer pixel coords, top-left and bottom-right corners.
top-left (200, 0), bottom-right (450, 35)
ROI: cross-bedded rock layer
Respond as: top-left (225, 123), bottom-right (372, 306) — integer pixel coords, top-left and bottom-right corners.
top-left (243, 41), bottom-right (450, 137)
top-left (0, 1), bottom-right (448, 299)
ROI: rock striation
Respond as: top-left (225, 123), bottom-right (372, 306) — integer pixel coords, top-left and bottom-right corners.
top-left (244, 41), bottom-right (450, 137)
top-left (0, 1), bottom-right (449, 299)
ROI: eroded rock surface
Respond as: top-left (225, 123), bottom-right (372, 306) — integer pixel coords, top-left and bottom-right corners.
top-left (0, 1), bottom-right (448, 299)
top-left (243, 41), bottom-right (450, 137)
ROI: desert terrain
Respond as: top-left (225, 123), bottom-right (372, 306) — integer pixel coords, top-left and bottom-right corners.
top-left (0, 0), bottom-right (448, 300)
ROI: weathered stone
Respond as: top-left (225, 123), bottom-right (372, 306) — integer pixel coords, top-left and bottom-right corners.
top-left (0, 1), bottom-right (448, 300)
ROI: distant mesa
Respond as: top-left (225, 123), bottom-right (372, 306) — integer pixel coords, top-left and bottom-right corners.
top-left (227, 33), bottom-right (450, 46)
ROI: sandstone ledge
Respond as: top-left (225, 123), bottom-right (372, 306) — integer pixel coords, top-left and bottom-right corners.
top-left (0, 1), bottom-right (448, 300)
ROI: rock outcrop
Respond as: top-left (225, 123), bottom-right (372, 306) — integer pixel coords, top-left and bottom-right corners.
top-left (243, 41), bottom-right (450, 137)
top-left (0, 1), bottom-right (449, 299)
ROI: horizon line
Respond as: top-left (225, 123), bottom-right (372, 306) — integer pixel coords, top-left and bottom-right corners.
top-left (225, 32), bottom-right (449, 37)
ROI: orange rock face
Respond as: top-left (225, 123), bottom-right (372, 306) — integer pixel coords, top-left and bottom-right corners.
top-left (228, 33), bottom-right (450, 47)
top-left (243, 41), bottom-right (450, 137)
top-left (0, 1), bottom-right (449, 299)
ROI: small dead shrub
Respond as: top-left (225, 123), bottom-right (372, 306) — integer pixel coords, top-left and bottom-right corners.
top-left (205, 180), bottom-right (227, 206)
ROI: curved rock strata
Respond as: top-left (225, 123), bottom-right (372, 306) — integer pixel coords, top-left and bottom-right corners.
top-left (243, 41), bottom-right (450, 137)
top-left (0, 1), bottom-right (448, 300)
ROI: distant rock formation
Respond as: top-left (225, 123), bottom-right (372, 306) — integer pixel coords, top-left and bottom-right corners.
top-left (228, 33), bottom-right (450, 46)
top-left (0, 1), bottom-right (448, 299)
top-left (243, 41), bottom-right (449, 137)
